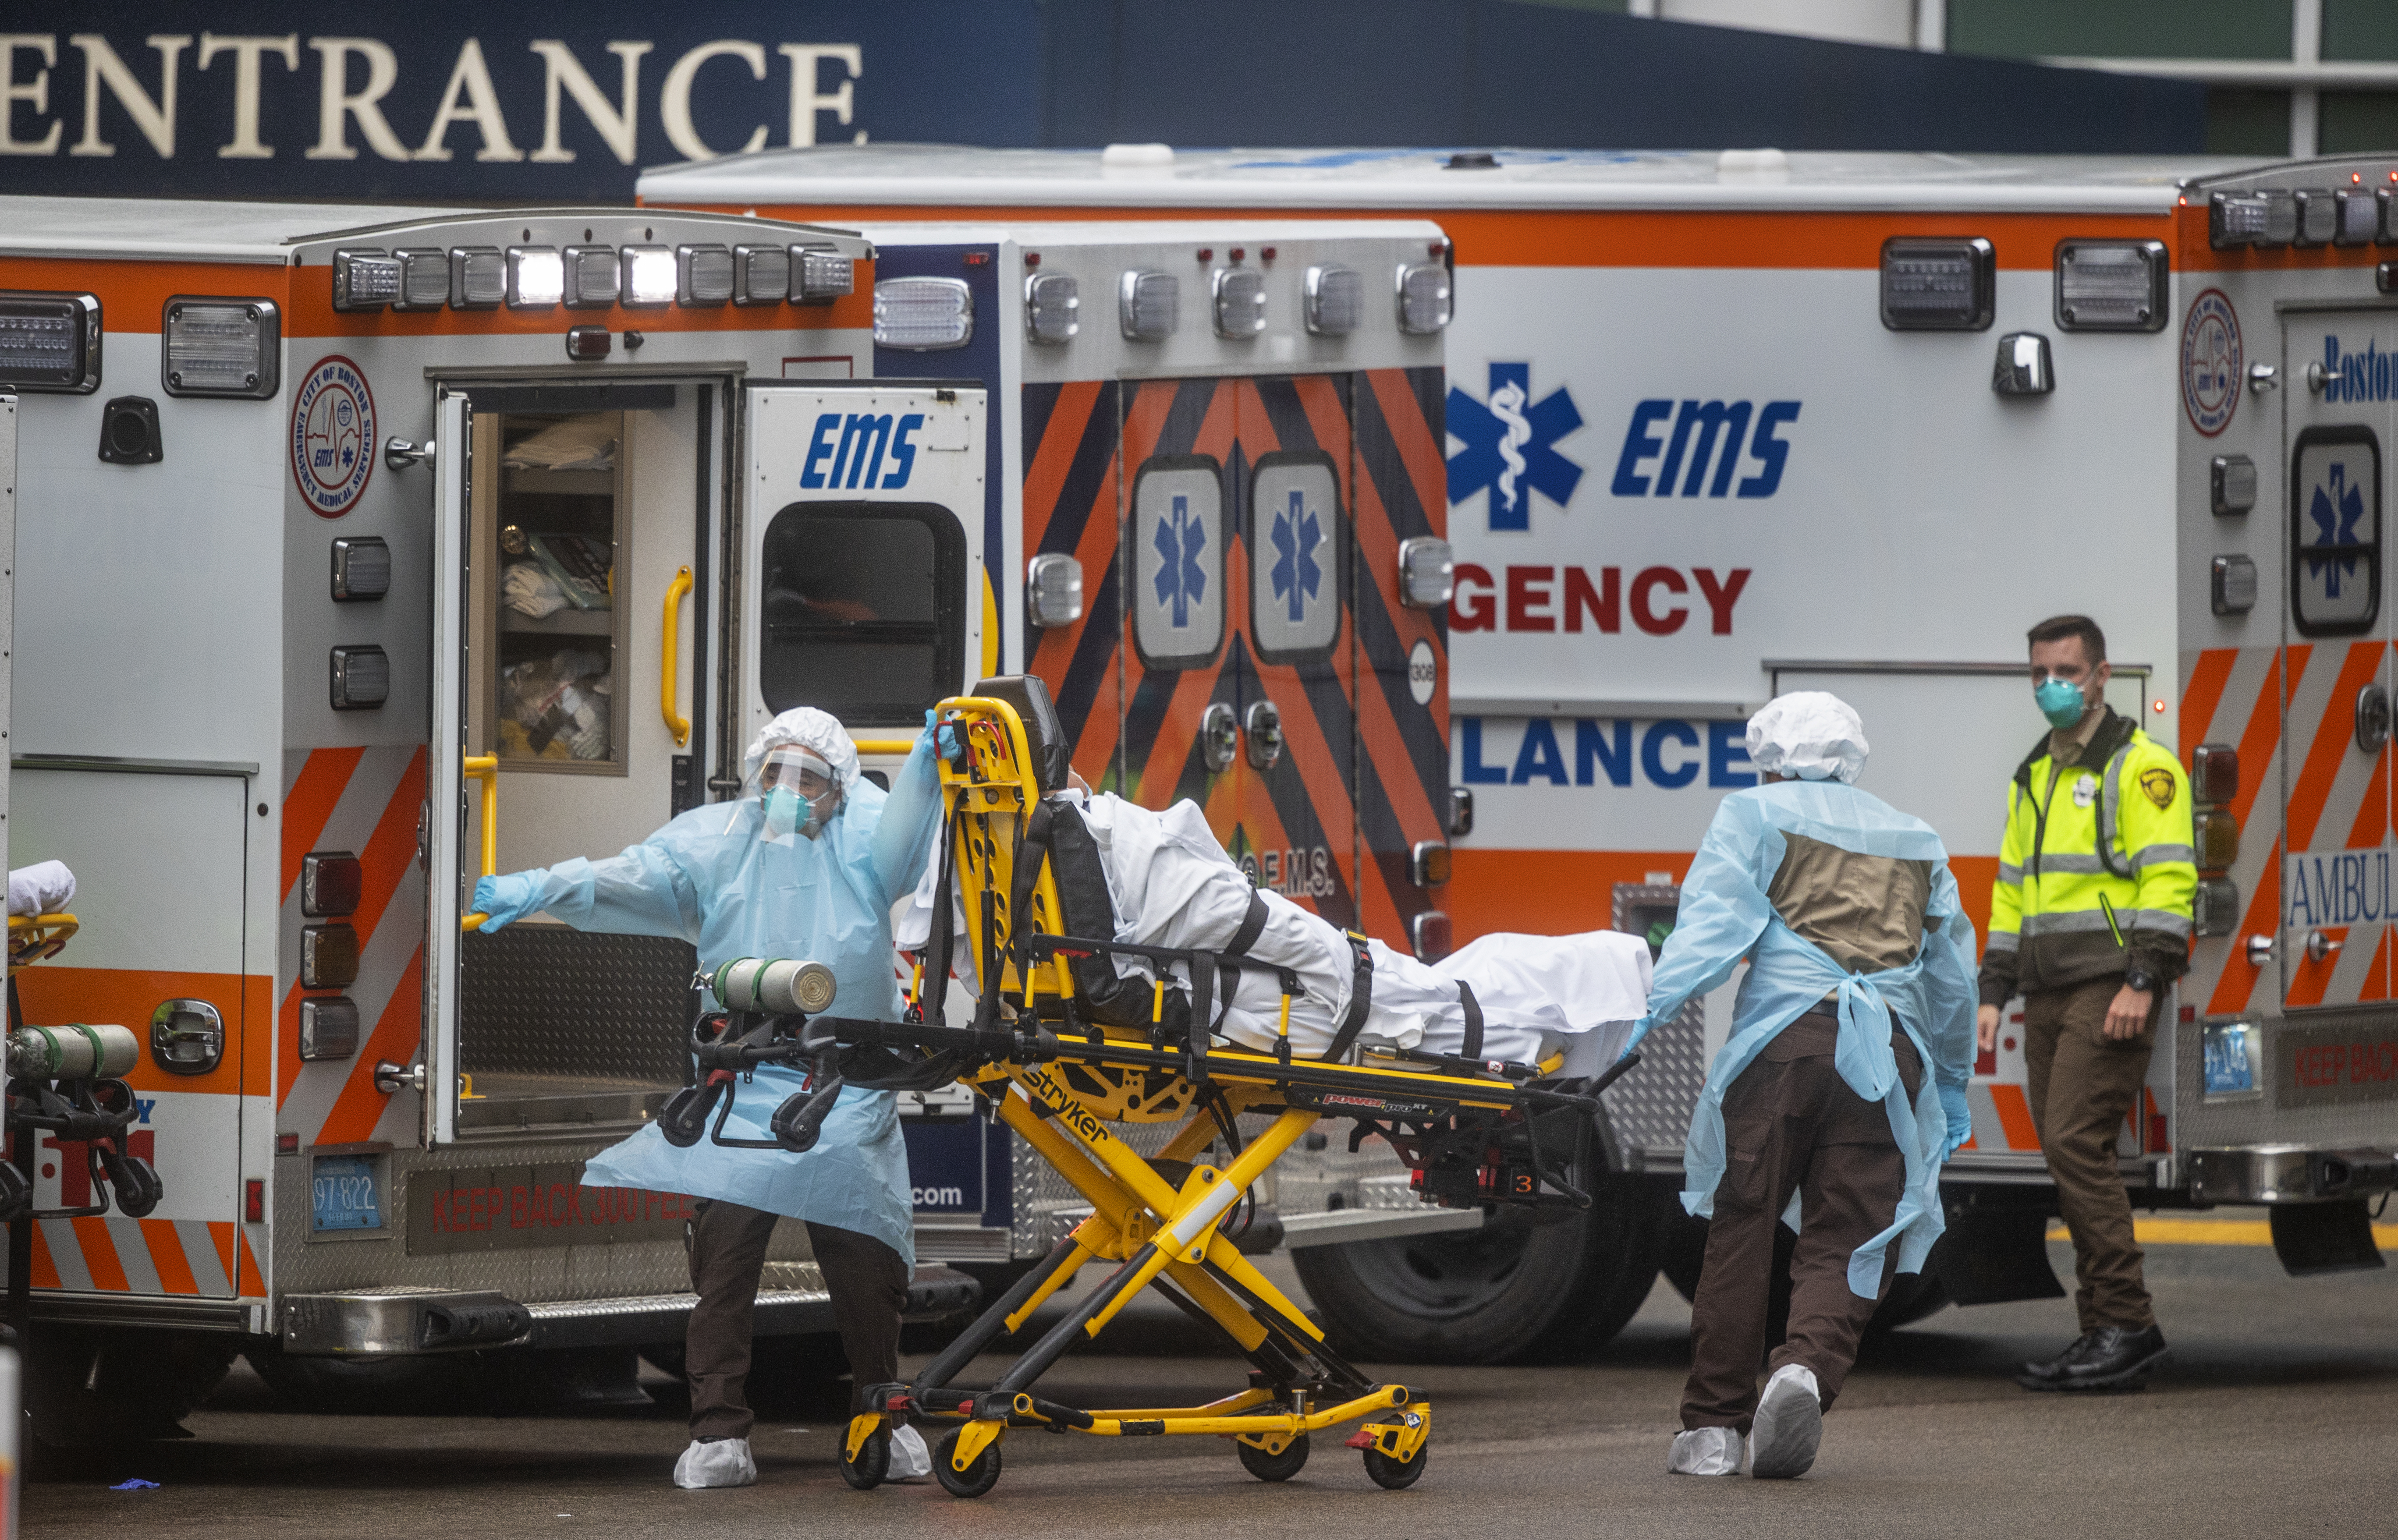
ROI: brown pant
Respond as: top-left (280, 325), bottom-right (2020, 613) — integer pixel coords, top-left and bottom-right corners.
top-left (684, 1200), bottom-right (910, 1439)
top-left (1681, 1015), bottom-right (1921, 1432)
top-left (2022, 976), bottom-right (2157, 1332)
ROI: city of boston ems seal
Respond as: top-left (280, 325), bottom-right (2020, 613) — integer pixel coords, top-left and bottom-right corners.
top-left (291, 355), bottom-right (376, 517)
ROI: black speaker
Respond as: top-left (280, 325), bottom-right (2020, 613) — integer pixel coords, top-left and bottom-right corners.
top-left (97, 395), bottom-right (162, 464)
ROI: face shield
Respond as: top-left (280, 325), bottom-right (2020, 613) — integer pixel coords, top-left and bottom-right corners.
top-left (747, 746), bottom-right (844, 841)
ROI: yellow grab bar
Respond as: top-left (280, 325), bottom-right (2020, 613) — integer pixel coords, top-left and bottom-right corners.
top-left (461, 754), bottom-right (499, 931)
top-left (852, 737), bottom-right (921, 756)
top-left (660, 565), bottom-right (692, 748)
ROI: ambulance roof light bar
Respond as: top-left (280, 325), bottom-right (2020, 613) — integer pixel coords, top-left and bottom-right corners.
top-left (1304, 263), bottom-right (1362, 336)
top-left (1397, 261), bottom-right (1451, 334)
top-left (1026, 272), bottom-right (1079, 344)
top-left (331, 249), bottom-right (400, 312)
top-left (451, 247), bottom-right (504, 310)
top-left (2054, 241), bottom-right (2167, 333)
top-left (1120, 269), bottom-right (1178, 341)
top-left (394, 249), bottom-right (448, 311)
top-left (875, 276), bottom-right (973, 349)
top-left (1213, 266), bottom-right (1266, 339)
top-left (2210, 190), bottom-right (2296, 250)
top-left (507, 246), bottom-right (564, 309)
top-left (1878, 237), bottom-right (1994, 332)
top-left (791, 244), bottom-right (855, 304)
top-left (621, 245), bottom-right (676, 307)
top-left (162, 297), bottom-right (279, 399)
top-left (734, 245), bottom-right (790, 306)
top-left (678, 244), bottom-right (734, 307)
top-left (0, 290), bottom-right (101, 394)
top-left (562, 245), bottom-right (620, 308)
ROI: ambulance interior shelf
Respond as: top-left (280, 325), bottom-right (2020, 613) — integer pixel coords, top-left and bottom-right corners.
top-left (486, 412), bottom-right (622, 769)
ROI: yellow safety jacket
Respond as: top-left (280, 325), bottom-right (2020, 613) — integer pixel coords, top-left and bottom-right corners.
top-left (1978, 707), bottom-right (2196, 1005)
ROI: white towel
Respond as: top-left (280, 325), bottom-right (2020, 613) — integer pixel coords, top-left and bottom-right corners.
top-left (8, 860), bottom-right (76, 918)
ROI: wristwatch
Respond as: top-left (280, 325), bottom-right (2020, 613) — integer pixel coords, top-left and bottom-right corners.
top-left (2123, 967), bottom-right (2156, 995)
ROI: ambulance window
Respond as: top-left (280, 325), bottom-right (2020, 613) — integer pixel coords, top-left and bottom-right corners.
top-left (1131, 456), bottom-right (1226, 670)
top-left (2291, 427), bottom-right (2381, 637)
top-left (758, 503), bottom-right (965, 726)
top-left (1249, 452), bottom-right (1343, 662)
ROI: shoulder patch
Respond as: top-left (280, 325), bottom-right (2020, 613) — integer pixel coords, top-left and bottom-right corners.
top-left (2139, 767), bottom-right (2177, 809)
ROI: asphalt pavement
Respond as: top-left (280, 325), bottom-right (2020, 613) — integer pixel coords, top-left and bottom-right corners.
top-left (24, 1219), bottom-right (2398, 1539)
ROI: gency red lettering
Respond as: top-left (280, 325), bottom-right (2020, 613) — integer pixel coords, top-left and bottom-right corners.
top-left (1692, 567), bottom-right (1750, 635)
top-left (1563, 566), bottom-right (1618, 633)
top-left (1630, 566), bottom-right (1688, 635)
top-left (1504, 566), bottom-right (1554, 632)
top-left (1449, 564), bottom-right (1496, 632)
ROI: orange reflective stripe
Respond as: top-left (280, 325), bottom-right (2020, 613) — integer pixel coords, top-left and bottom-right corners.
top-left (141, 1218), bottom-right (200, 1296)
top-left (281, 747), bottom-right (366, 903)
top-left (2288, 642), bottom-right (2384, 850)
top-left (1988, 1084), bottom-right (2041, 1151)
top-left (71, 1216), bottom-right (130, 1292)
top-left (2179, 647), bottom-right (2238, 749)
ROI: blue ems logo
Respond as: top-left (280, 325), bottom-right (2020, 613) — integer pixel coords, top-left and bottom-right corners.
top-left (1268, 487), bottom-right (1323, 623)
top-left (2307, 459), bottom-right (2368, 598)
top-left (1448, 363), bottom-right (1584, 531)
top-left (1610, 399), bottom-right (1800, 499)
top-left (1154, 493), bottom-right (1209, 628)
top-left (800, 412), bottom-right (925, 489)
top-left (291, 355), bottom-right (375, 518)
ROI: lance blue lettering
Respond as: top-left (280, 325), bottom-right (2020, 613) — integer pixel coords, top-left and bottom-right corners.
top-left (800, 411), bottom-right (921, 489)
top-left (1610, 398), bottom-right (1800, 499)
top-left (2284, 849), bottom-right (2392, 928)
top-left (1458, 718), bottom-right (1753, 788)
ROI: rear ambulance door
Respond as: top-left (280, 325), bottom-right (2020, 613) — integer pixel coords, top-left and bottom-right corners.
top-left (739, 383), bottom-right (990, 1236)
top-left (1119, 375), bottom-right (1361, 928)
top-left (2277, 311), bottom-right (2396, 1011)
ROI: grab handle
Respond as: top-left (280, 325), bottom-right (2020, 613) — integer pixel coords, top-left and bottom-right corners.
top-left (661, 565), bottom-right (692, 748)
top-left (460, 754), bottom-right (499, 931)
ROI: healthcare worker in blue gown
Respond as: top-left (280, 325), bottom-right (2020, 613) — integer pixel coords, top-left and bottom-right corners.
top-left (1624, 693), bottom-right (1977, 1483)
top-left (472, 707), bottom-right (941, 1490)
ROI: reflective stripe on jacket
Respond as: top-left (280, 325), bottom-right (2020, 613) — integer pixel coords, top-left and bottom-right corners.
top-left (1978, 707), bottom-right (2196, 1005)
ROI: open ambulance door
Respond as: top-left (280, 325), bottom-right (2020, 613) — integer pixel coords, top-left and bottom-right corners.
top-left (426, 389), bottom-right (472, 1146)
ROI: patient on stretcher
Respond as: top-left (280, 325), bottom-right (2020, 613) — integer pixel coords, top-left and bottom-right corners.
top-left (900, 785), bottom-right (1651, 1071)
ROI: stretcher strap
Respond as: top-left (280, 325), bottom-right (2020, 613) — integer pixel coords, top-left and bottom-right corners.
top-left (1458, 981), bottom-right (1483, 1063)
top-left (922, 809), bottom-right (960, 1023)
top-left (1321, 932), bottom-right (1376, 1063)
top-left (1223, 890), bottom-right (1270, 957)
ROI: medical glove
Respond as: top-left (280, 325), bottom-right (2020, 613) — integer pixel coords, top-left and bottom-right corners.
top-left (1938, 1082), bottom-right (1972, 1160)
top-left (1619, 1015), bottom-right (1654, 1059)
top-left (2034, 677), bottom-right (2086, 730)
top-left (763, 786), bottom-right (802, 841)
top-left (472, 870), bottom-right (546, 932)
top-left (927, 707), bottom-right (963, 765)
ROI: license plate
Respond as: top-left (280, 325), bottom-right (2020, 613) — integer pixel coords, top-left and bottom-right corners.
top-left (2202, 1020), bottom-right (2260, 1099)
top-left (312, 1156), bottom-right (382, 1231)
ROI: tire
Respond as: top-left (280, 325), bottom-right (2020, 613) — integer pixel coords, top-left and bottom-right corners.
top-left (1362, 1442), bottom-right (1426, 1490)
top-left (840, 1427), bottom-right (890, 1490)
top-left (1292, 1173), bottom-right (1666, 1365)
top-left (28, 1326), bottom-right (237, 1448)
top-left (1237, 1432), bottom-right (1310, 1482)
top-left (933, 1429), bottom-right (1003, 1498)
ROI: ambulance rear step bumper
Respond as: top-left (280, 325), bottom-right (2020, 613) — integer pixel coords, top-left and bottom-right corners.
top-left (1279, 1205), bottom-right (1483, 1248)
top-left (2188, 1146), bottom-right (2398, 1204)
top-left (279, 1264), bottom-right (982, 1357)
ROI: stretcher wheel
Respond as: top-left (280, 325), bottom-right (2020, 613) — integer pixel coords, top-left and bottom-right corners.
top-left (840, 1427), bottom-right (890, 1490)
top-left (933, 1430), bottom-right (1003, 1498)
top-left (1362, 1441), bottom-right (1426, 1490)
top-left (1237, 1433), bottom-right (1310, 1482)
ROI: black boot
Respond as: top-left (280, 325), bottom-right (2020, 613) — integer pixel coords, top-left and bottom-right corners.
top-left (2015, 1331), bottom-right (2098, 1388)
top-left (2049, 1324), bottom-right (2168, 1392)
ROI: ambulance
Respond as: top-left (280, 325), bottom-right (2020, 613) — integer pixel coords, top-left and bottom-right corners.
top-left (643, 145), bottom-right (2398, 1361)
top-left (0, 195), bottom-right (1451, 1437)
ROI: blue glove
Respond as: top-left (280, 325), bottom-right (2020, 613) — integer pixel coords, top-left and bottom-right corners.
top-left (472, 871), bottom-right (546, 932)
top-left (926, 707), bottom-right (962, 764)
top-left (1938, 1082), bottom-right (1972, 1160)
top-left (1618, 1016), bottom-right (1654, 1060)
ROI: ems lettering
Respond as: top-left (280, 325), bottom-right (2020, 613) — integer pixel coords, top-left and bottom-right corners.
top-left (0, 34), bottom-right (866, 164)
top-left (1450, 564), bottom-right (1750, 635)
top-left (1610, 399), bottom-right (1801, 499)
top-left (801, 411), bottom-right (922, 489)
top-left (1459, 717), bottom-right (1755, 789)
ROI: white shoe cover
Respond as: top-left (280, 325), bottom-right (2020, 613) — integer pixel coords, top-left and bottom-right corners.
top-left (1745, 1364), bottom-right (1823, 1480)
top-left (887, 1423), bottom-right (933, 1482)
top-left (1667, 1426), bottom-right (1744, 1476)
top-left (674, 1437), bottom-right (758, 1489)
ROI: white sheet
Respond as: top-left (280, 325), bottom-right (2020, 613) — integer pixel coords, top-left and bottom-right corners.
top-left (901, 793), bottom-right (1651, 1064)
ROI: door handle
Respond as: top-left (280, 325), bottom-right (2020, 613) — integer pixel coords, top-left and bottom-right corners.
top-left (384, 436), bottom-right (436, 471)
top-left (1200, 703), bottom-right (1238, 772)
top-left (2306, 928), bottom-right (2344, 964)
top-left (661, 565), bottom-right (692, 747)
top-left (460, 754), bottom-right (498, 931)
top-left (1244, 699), bottom-right (1284, 770)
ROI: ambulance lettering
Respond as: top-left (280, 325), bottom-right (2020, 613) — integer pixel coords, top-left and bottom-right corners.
top-left (1449, 565), bottom-right (1750, 634)
top-left (1610, 399), bottom-right (1800, 499)
top-left (2320, 335), bottom-right (2398, 404)
top-left (1458, 718), bottom-right (1754, 789)
top-left (2284, 849), bottom-right (2392, 928)
top-left (800, 410), bottom-right (924, 489)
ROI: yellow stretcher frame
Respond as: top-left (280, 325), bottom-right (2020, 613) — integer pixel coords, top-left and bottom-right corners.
top-left (826, 694), bottom-right (1594, 1498)
top-left (7, 913), bottom-right (78, 974)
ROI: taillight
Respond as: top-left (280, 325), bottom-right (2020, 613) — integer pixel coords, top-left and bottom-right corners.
top-left (2191, 743), bottom-right (2239, 805)
top-left (2197, 811), bottom-right (2239, 871)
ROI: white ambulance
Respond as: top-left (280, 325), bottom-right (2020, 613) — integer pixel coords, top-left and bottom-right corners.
top-left (644, 145), bottom-right (2398, 1361)
top-left (0, 195), bottom-right (1452, 1437)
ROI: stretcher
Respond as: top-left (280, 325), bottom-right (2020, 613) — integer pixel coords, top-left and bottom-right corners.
top-left (659, 679), bottom-right (1639, 1498)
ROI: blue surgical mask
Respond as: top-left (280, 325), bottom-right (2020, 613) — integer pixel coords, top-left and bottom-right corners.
top-left (2034, 676), bottom-right (2087, 730)
top-left (762, 786), bottom-right (802, 840)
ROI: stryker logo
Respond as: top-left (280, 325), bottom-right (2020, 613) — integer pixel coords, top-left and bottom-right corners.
top-left (801, 411), bottom-right (924, 489)
top-left (1610, 399), bottom-right (1800, 499)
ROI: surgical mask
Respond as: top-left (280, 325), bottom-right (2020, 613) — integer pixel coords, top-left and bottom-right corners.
top-left (2034, 676), bottom-right (2087, 730)
top-left (763, 786), bottom-right (804, 841)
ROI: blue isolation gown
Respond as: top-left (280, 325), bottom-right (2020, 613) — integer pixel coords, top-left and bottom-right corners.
top-left (1628, 779), bottom-right (1979, 1296)
top-left (552, 739), bottom-right (939, 1265)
